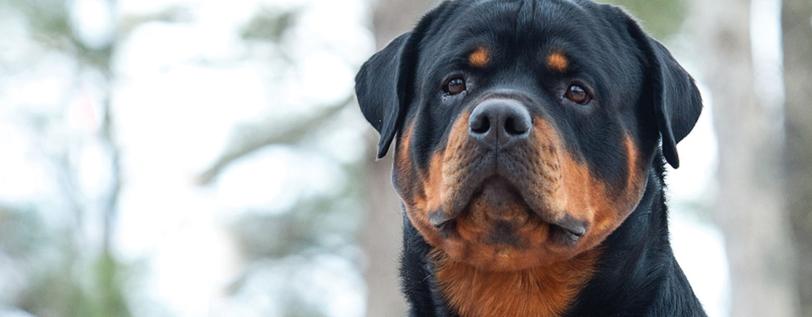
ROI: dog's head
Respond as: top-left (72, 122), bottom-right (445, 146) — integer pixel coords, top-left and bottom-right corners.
top-left (356, 0), bottom-right (701, 271)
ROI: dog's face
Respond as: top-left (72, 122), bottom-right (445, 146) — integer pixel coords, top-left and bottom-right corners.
top-left (356, 0), bottom-right (701, 271)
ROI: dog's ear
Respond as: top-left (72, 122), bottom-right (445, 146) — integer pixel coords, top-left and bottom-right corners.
top-left (615, 8), bottom-right (703, 168)
top-left (355, 33), bottom-right (415, 159)
top-left (355, 2), bottom-right (454, 159)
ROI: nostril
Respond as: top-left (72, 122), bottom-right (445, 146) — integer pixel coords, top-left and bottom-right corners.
top-left (505, 118), bottom-right (524, 135)
top-left (504, 116), bottom-right (530, 136)
top-left (470, 115), bottom-right (491, 135)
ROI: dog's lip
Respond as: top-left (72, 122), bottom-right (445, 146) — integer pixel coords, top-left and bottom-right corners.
top-left (445, 167), bottom-right (534, 219)
top-left (431, 175), bottom-right (525, 231)
top-left (429, 212), bottom-right (454, 228)
top-left (550, 215), bottom-right (587, 245)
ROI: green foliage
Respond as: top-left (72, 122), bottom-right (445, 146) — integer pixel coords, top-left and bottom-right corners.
top-left (20, 255), bottom-right (130, 317)
top-left (0, 1), bottom-right (135, 315)
top-left (601, 0), bottom-right (686, 39)
top-left (90, 253), bottom-right (132, 317)
top-left (4, 0), bottom-right (114, 68)
top-left (0, 206), bottom-right (47, 257)
top-left (229, 183), bottom-right (361, 262)
top-left (19, 253), bottom-right (132, 317)
top-left (241, 9), bottom-right (298, 42)
top-left (0, 207), bottom-right (132, 317)
top-left (225, 157), bottom-right (365, 316)
top-left (281, 295), bottom-right (328, 317)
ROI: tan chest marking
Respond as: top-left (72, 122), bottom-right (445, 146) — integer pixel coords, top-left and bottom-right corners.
top-left (434, 249), bottom-right (599, 317)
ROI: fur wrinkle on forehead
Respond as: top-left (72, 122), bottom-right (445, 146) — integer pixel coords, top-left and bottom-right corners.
top-left (469, 47), bottom-right (490, 68)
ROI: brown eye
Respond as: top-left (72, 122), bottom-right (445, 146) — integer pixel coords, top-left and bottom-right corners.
top-left (445, 77), bottom-right (467, 95)
top-left (565, 83), bottom-right (592, 104)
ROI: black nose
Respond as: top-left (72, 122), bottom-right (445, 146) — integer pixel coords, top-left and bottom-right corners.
top-left (468, 98), bottom-right (532, 147)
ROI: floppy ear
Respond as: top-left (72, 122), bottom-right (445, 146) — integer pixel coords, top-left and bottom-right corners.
top-left (355, 33), bottom-right (415, 159)
top-left (621, 11), bottom-right (703, 168)
top-left (355, 1), bottom-right (455, 159)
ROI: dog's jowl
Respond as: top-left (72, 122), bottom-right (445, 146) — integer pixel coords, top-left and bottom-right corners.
top-left (355, 0), bottom-right (706, 316)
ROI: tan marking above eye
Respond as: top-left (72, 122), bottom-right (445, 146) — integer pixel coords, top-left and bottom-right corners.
top-left (469, 47), bottom-right (490, 68)
top-left (546, 51), bottom-right (569, 72)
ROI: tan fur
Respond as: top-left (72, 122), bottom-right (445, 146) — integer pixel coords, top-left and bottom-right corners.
top-left (624, 135), bottom-right (641, 191)
top-left (394, 124), bottom-right (417, 205)
top-left (546, 52), bottom-right (569, 72)
top-left (434, 248), bottom-right (599, 317)
top-left (530, 120), bottom-right (647, 257)
top-left (469, 47), bottom-right (491, 68)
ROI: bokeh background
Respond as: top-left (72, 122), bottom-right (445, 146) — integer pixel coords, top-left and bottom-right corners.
top-left (0, 0), bottom-right (809, 316)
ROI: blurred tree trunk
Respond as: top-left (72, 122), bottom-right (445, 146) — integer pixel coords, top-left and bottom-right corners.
top-left (361, 1), bottom-right (434, 316)
top-left (783, 0), bottom-right (812, 315)
top-left (689, 0), bottom-right (798, 316)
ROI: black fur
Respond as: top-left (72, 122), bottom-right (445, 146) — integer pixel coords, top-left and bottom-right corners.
top-left (356, 0), bottom-right (706, 315)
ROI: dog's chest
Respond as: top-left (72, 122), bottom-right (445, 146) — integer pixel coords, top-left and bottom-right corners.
top-left (432, 250), bottom-right (599, 317)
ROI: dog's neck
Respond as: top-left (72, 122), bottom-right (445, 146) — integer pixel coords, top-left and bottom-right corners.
top-left (401, 163), bottom-right (703, 317)
top-left (431, 245), bottom-right (600, 317)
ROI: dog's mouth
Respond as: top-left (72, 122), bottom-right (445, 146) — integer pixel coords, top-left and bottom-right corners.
top-left (430, 173), bottom-right (588, 248)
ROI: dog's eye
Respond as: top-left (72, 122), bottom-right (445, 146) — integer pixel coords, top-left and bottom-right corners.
top-left (564, 83), bottom-right (592, 104)
top-left (444, 77), bottom-right (467, 95)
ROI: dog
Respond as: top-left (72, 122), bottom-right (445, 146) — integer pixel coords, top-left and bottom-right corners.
top-left (355, 0), bottom-right (706, 316)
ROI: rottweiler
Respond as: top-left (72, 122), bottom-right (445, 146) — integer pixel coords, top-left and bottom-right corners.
top-left (355, 0), bottom-right (706, 316)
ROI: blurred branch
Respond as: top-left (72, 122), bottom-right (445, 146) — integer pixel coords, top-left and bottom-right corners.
top-left (7, 0), bottom-right (186, 68)
top-left (119, 7), bottom-right (192, 35)
top-left (100, 71), bottom-right (122, 257)
top-left (241, 9), bottom-right (298, 42)
top-left (223, 180), bottom-right (360, 294)
top-left (197, 95), bottom-right (354, 185)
